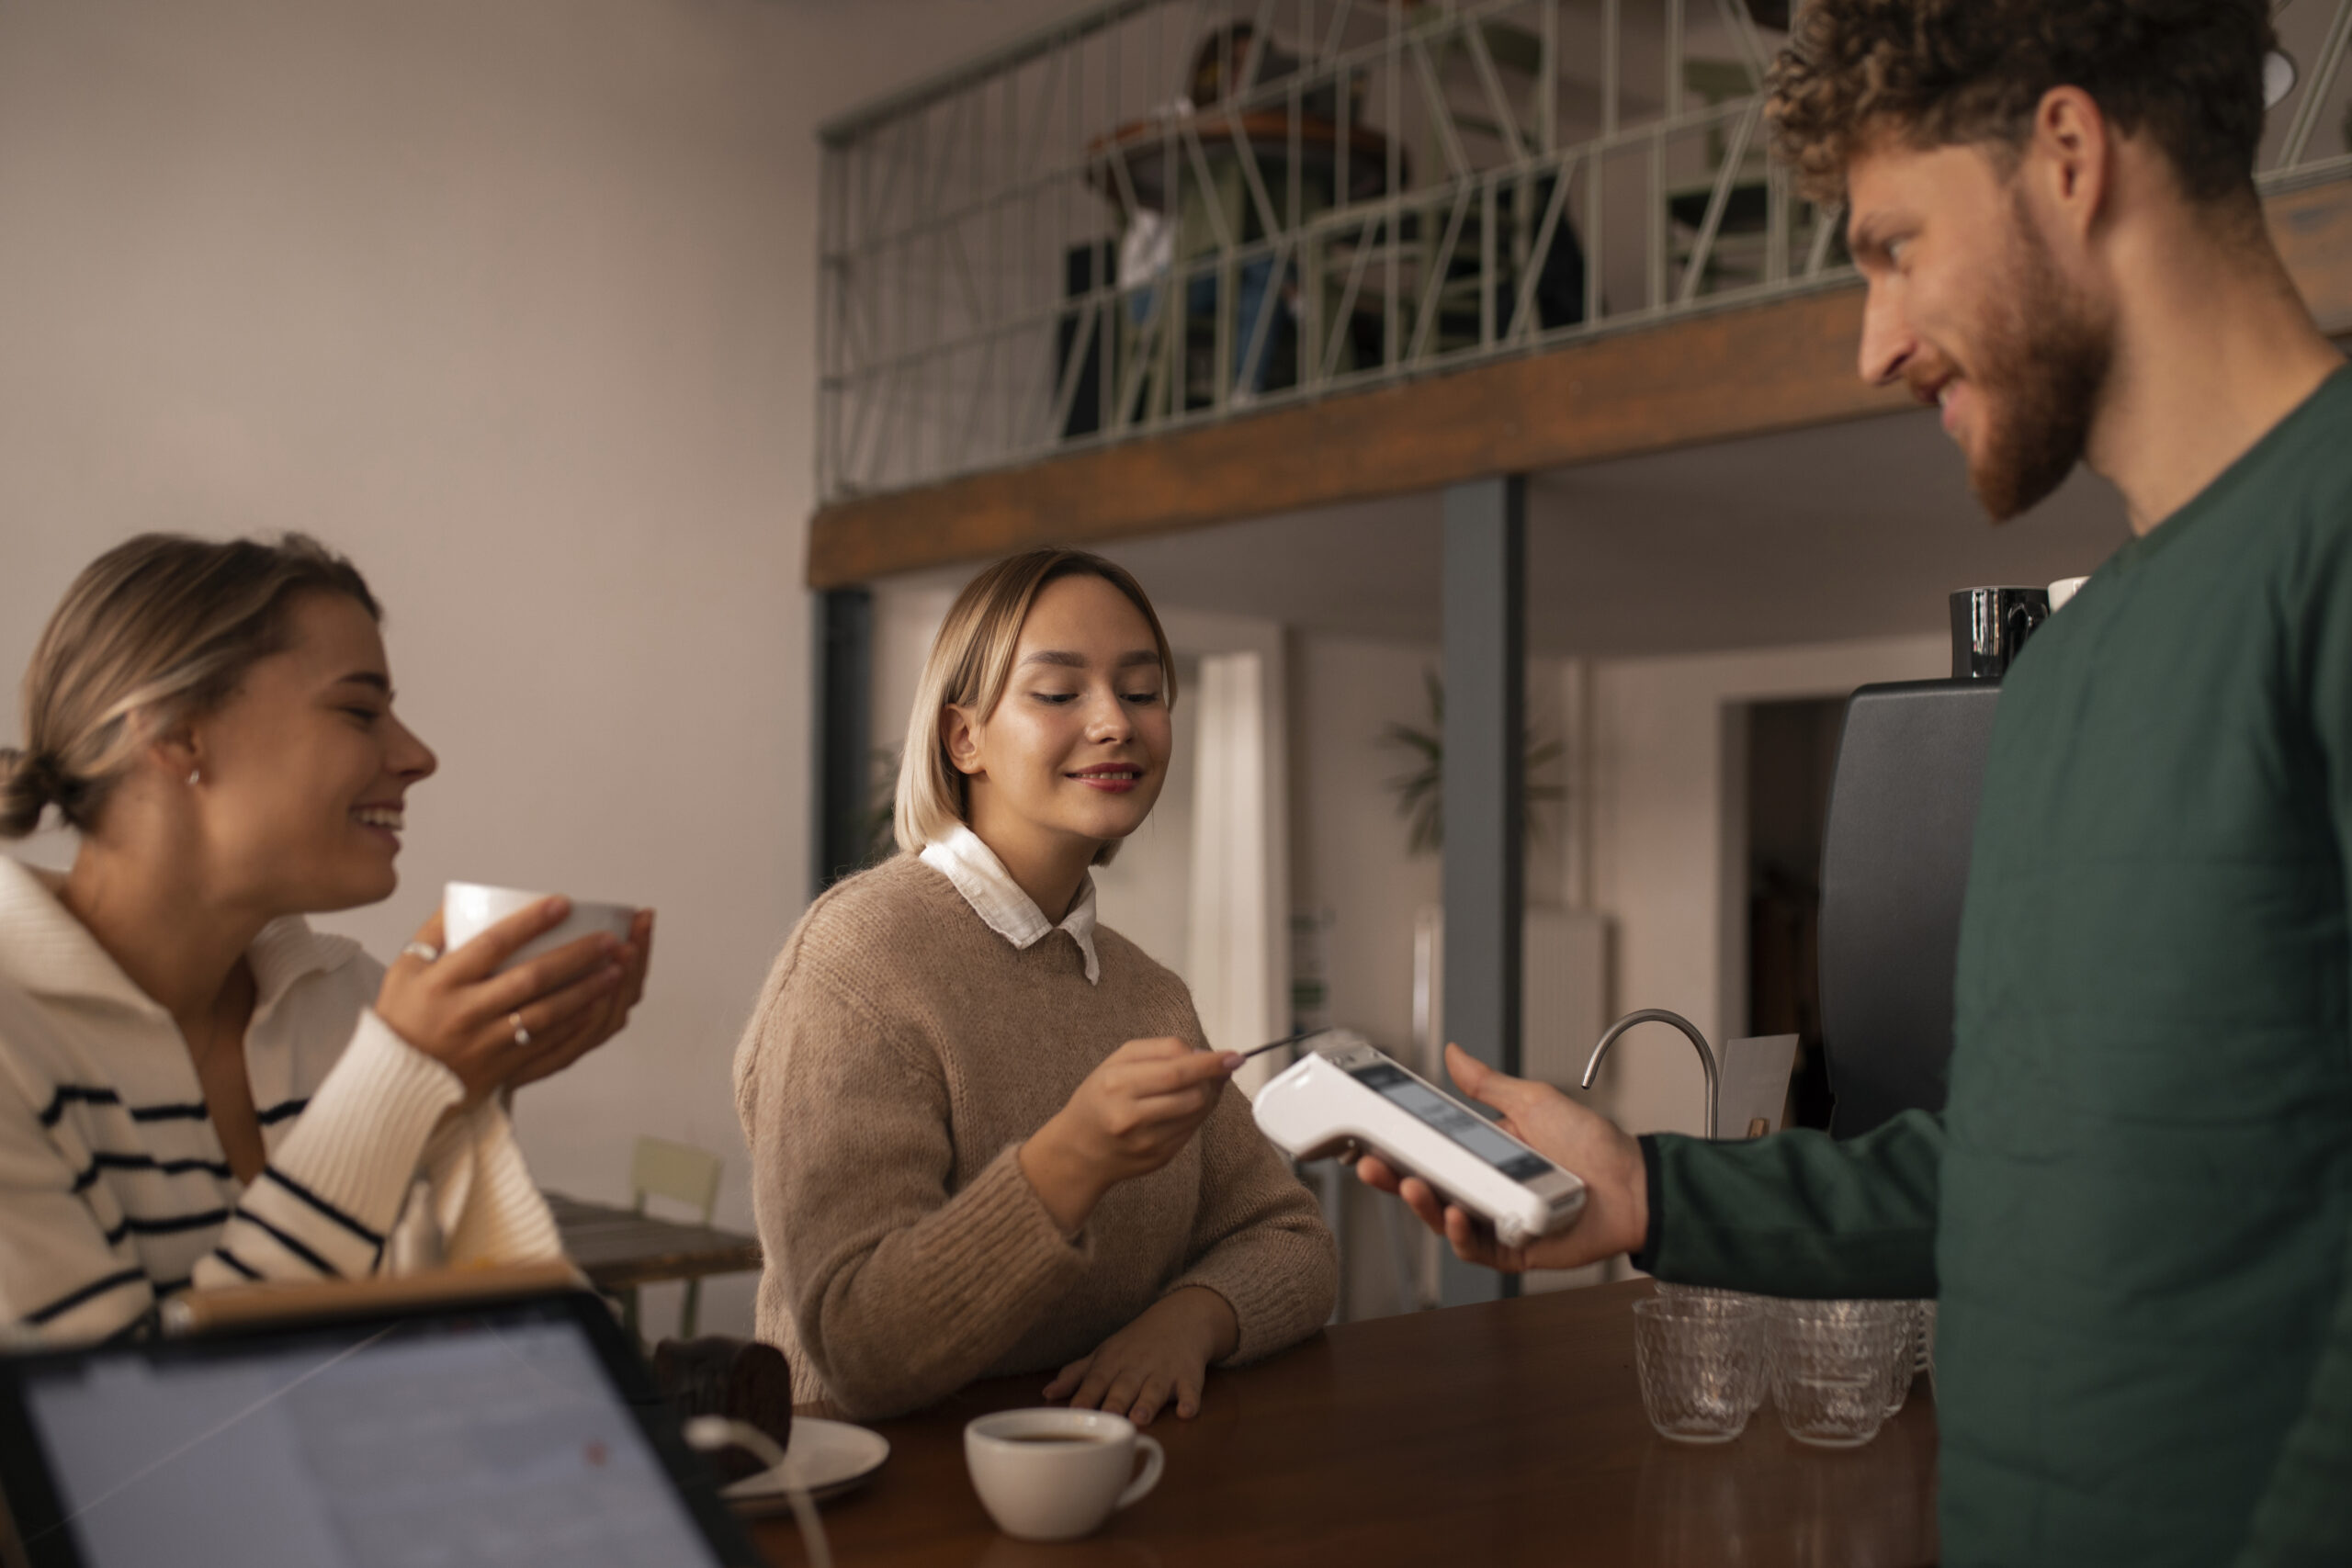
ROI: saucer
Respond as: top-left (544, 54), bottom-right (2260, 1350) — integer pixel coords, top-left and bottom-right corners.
top-left (721, 1417), bottom-right (891, 1512)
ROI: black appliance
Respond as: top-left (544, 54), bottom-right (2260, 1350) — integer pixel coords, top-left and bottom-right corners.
top-left (1815, 587), bottom-right (2050, 1137)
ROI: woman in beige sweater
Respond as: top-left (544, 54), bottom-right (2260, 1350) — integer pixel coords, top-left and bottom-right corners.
top-left (734, 548), bottom-right (1336, 1423)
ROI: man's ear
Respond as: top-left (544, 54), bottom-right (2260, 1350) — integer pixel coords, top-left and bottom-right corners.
top-left (941, 705), bottom-right (986, 778)
top-left (2026, 85), bottom-right (2112, 244)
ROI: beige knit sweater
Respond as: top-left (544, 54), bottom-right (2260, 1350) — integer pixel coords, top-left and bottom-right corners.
top-left (732, 852), bottom-right (1338, 1418)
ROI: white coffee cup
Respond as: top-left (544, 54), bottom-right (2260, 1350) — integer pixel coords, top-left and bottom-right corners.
top-left (442, 881), bottom-right (637, 972)
top-left (964, 1408), bottom-right (1164, 1541)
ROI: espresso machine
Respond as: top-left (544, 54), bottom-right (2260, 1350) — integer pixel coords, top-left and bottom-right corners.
top-left (1815, 587), bottom-right (2052, 1137)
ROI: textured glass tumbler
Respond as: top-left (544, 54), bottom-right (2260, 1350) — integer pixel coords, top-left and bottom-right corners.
top-left (1634, 1296), bottom-right (1764, 1444)
top-left (1657, 1283), bottom-right (1772, 1412)
top-left (1883, 1302), bottom-right (1928, 1416)
top-left (1923, 1302), bottom-right (1939, 1404)
top-left (1771, 1308), bottom-right (1907, 1448)
top-left (1767, 1299), bottom-right (1913, 1416)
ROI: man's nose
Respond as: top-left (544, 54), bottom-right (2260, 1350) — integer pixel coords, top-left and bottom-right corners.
top-left (1856, 280), bottom-right (1914, 388)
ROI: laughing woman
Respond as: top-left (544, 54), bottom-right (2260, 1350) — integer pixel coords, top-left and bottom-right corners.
top-left (0, 534), bottom-right (651, 1342)
top-left (736, 548), bottom-right (1336, 1423)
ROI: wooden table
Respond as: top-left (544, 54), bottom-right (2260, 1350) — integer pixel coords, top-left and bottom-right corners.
top-left (544, 1190), bottom-right (762, 1293)
top-left (749, 1280), bottom-right (1939, 1567)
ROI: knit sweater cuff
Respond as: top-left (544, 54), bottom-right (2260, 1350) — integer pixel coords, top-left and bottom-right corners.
top-left (808, 1144), bottom-right (1091, 1417)
top-left (424, 1099), bottom-right (562, 1267)
top-left (1166, 1253), bottom-right (1324, 1366)
top-left (925, 1145), bottom-right (1093, 1317)
top-left (266, 1010), bottom-right (467, 1241)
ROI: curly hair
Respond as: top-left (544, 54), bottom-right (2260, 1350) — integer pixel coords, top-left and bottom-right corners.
top-left (1766, 0), bottom-right (2274, 205)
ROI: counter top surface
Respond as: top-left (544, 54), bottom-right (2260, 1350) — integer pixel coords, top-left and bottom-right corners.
top-left (750, 1279), bottom-right (1939, 1567)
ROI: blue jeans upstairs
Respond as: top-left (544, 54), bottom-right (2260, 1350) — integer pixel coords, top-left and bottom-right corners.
top-left (1127, 256), bottom-right (1280, 396)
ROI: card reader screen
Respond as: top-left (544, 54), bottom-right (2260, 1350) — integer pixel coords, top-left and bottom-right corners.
top-left (1349, 1062), bottom-right (1554, 1182)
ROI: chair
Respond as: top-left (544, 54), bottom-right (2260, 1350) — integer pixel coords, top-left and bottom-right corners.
top-left (621, 1135), bottom-right (724, 1341)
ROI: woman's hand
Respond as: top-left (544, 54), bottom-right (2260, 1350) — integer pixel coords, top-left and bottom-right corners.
top-left (1018, 1037), bottom-right (1242, 1235)
top-left (1355, 1043), bottom-right (1649, 1274)
top-left (376, 898), bottom-right (640, 1105)
top-left (1042, 1286), bottom-right (1239, 1426)
top-left (505, 908), bottom-right (654, 1091)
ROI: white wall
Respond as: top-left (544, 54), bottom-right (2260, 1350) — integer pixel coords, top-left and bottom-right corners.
top-left (0, 0), bottom-right (1087, 1339)
top-left (1288, 634), bottom-right (1443, 1054)
top-left (1286, 634), bottom-right (1582, 1058)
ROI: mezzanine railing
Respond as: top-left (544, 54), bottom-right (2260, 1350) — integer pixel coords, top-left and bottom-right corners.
top-left (817, 0), bottom-right (2352, 506)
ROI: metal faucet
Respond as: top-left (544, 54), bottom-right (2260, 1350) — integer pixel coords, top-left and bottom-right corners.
top-left (1580, 1009), bottom-right (1721, 1140)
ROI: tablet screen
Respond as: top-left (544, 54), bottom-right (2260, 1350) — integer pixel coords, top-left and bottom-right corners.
top-left (12, 1306), bottom-right (732, 1568)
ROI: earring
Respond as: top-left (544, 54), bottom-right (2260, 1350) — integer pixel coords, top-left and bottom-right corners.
top-left (187, 767), bottom-right (201, 787)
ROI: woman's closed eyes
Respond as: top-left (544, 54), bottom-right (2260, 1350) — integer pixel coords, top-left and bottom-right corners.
top-left (1027, 688), bottom-right (1162, 706)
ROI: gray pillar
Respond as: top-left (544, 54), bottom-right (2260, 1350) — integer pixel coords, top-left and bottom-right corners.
top-left (1440, 476), bottom-right (1526, 1307)
top-left (812, 587), bottom-right (875, 899)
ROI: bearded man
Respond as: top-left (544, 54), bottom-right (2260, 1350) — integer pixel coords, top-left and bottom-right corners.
top-left (1360, 3), bottom-right (2350, 1564)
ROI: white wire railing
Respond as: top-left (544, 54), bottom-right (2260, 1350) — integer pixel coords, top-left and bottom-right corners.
top-left (817, 0), bottom-right (2352, 505)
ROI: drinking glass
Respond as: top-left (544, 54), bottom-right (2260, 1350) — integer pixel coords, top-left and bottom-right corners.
top-left (1883, 1302), bottom-right (1925, 1416)
top-left (1634, 1295), bottom-right (1764, 1444)
top-left (1766, 1298), bottom-right (1914, 1415)
top-left (1657, 1282), bottom-right (1771, 1412)
top-left (1922, 1302), bottom-right (1939, 1404)
top-left (1770, 1307), bottom-right (1907, 1448)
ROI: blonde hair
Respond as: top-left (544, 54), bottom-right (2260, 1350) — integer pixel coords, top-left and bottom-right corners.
top-left (0, 533), bottom-right (379, 839)
top-left (894, 548), bottom-right (1177, 866)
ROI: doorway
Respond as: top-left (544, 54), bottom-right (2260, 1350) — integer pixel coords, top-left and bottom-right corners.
top-left (1743, 696), bottom-right (1844, 1131)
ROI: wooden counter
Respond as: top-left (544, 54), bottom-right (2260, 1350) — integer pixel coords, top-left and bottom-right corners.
top-left (749, 1280), bottom-right (1939, 1566)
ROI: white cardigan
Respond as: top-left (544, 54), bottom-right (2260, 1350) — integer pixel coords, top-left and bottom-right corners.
top-left (0, 858), bottom-right (560, 1343)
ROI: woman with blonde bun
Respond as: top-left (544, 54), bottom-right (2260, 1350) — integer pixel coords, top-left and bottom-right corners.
top-left (0, 533), bottom-right (651, 1342)
top-left (735, 547), bottom-right (1335, 1423)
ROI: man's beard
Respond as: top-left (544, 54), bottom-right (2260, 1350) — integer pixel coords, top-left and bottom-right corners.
top-left (1965, 196), bottom-right (2114, 521)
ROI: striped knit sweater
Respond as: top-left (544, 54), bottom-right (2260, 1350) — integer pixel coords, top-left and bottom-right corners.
top-left (0, 857), bottom-right (561, 1342)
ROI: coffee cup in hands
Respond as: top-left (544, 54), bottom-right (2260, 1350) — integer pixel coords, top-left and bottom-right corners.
top-left (964, 1409), bottom-right (1164, 1540)
top-left (443, 882), bottom-right (636, 973)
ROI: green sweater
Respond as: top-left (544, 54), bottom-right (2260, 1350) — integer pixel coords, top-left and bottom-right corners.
top-left (1645, 367), bottom-right (2352, 1567)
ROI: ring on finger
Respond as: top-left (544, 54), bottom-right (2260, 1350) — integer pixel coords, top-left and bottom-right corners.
top-left (401, 942), bottom-right (442, 964)
top-left (509, 1011), bottom-right (532, 1048)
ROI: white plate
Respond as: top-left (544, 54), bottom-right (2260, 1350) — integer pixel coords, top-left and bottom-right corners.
top-left (721, 1417), bottom-right (890, 1512)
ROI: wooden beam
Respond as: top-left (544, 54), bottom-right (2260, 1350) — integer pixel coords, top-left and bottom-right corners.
top-left (809, 175), bottom-right (2352, 589)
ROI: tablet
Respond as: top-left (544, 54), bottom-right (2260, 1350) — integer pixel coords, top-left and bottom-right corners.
top-left (0, 1287), bottom-right (763, 1568)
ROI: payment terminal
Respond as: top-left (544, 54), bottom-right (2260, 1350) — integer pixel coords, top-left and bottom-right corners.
top-left (1253, 1035), bottom-right (1587, 1247)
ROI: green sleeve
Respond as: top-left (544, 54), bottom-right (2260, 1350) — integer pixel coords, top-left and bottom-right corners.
top-left (2232, 457), bottom-right (2352, 1567)
top-left (1641, 1109), bottom-right (1941, 1299)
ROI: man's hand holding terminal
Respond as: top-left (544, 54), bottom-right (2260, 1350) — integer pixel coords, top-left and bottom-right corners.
top-left (1354, 1043), bottom-right (1650, 1272)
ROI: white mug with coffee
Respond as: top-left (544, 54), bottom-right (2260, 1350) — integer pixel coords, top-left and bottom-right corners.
top-left (442, 882), bottom-right (636, 973)
top-left (964, 1408), bottom-right (1164, 1540)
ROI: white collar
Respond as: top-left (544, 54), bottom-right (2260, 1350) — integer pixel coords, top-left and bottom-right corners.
top-left (920, 824), bottom-right (1101, 985)
top-left (0, 856), bottom-right (363, 1019)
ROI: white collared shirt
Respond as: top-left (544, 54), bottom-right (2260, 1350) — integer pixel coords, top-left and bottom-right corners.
top-left (921, 824), bottom-right (1102, 985)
